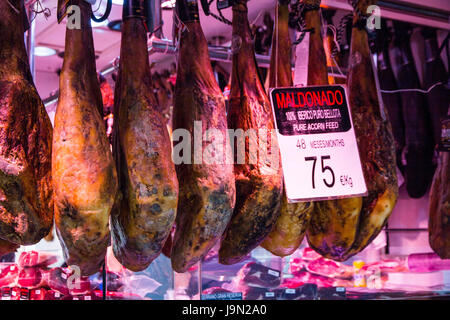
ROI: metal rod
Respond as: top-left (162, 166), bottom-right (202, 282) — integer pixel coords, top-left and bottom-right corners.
top-left (385, 228), bottom-right (428, 232)
top-left (378, 0), bottom-right (449, 21)
top-left (102, 261), bottom-right (107, 300)
top-left (43, 39), bottom-right (347, 107)
top-left (26, 4), bottom-right (36, 80)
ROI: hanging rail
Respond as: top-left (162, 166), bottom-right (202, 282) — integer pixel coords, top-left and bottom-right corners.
top-left (43, 38), bottom-right (347, 107)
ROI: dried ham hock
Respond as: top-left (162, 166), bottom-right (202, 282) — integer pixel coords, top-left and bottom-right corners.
top-left (0, 0), bottom-right (53, 245)
top-left (171, 0), bottom-right (235, 272)
top-left (111, 0), bottom-right (178, 272)
top-left (53, 1), bottom-right (118, 275)
top-left (307, 0), bottom-right (398, 261)
top-left (219, 0), bottom-right (282, 265)
top-left (261, 0), bottom-right (313, 257)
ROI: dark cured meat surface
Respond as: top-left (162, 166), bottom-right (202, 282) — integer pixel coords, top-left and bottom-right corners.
top-left (0, 0), bottom-right (53, 245)
top-left (393, 22), bottom-right (434, 198)
top-left (429, 152), bottom-right (450, 259)
top-left (152, 72), bottom-right (174, 128)
top-left (219, 0), bottom-right (282, 265)
top-left (171, 0), bottom-right (235, 273)
top-left (0, 239), bottom-right (19, 259)
top-left (111, 10), bottom-right (178, 272)
top-left (261, 0), bottom-right (313, 257)
top-left (53, 1), bottom-right (118, 276)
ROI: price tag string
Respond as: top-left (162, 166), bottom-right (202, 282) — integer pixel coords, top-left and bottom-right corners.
top-left (275, 2), bottom-right (279, 88)
top-left (380, 81), bottom-right (444, 94)
top-left (326, 24), bottom-right (345, 79)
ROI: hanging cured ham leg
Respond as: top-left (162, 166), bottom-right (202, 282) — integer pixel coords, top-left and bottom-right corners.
top-left (53, 1), bottom-right (118, 276)
top-left (111, 0), bottom-right (178, 272)
top-left (429, 151), bottom-right (450, 259)
top-left (342, 0), bottom-right (398, 258)
top-left (308, 0), bottom-right (397, 261)
top-left (0, 0), bottom-right (53, 245)
top-left (261, 0), bottom-right (314, 257)
top-left (424, 28), bottom-right (450, 259)
top-left (304, 0), bottom-right (362, 260)
top-left (171, 0), bottom-right (235, 273)
top-left (219, 0), bottom-right (282, 265)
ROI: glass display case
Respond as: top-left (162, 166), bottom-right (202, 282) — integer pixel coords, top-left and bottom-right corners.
top-left (1, 231), bottom-right (450, 300)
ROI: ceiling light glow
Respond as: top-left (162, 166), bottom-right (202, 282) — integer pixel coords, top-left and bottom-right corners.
top-left (161, 0), bottom-right (176, 8)
top-left (91, 19), bottom-right (109, 28)
top-left (34, 46), bottom-right (57, 57)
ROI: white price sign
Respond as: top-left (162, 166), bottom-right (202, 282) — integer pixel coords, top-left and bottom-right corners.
top-left (270, 85), bottom-right (367, 202)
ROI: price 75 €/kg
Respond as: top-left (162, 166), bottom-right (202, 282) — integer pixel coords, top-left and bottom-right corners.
top-left (304, 155), bottom-right (354, 189)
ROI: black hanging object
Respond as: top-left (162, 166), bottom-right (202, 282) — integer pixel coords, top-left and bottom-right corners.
top-left (92, 0), bottom-right (112, 23)
top-left (393, 20), bottom-right (435, 198)
top-left (57, 0), bottom-right (112, 24)
top-left (217, 0), bottom-right (234, 10)
top-left (21, 1), bottom-right (30, 32)
top-left (176, 0), bottom-right (200, 23)
top-left (200, 0), bottom-right (210, 15)
top-left (375, 20), bottom-right (406, 173)
top-left (123, 0), bottom-right (146, 18)
top-left (422, 27), bottom-right (450, 148)
top-left (123, 0), bottom-right (155, 33)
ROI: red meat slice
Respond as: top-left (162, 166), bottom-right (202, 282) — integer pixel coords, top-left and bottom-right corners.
top-left (202, 287), bottom-right (231, 295)
top-left (0, 264), bottom-right (19, 287)
top-left (44, 289), bottom-right (65, 300)
top-left (289, 258), bottom-right (308, 274)
top-left (306, 258), bottom-right (353, 279)
top-left (301, 247), bottom-right (323, 261)
top-left (30, 288), bottom-right (47, 300)
top-left (282, 271), bottom-right (334, 288)
top-left (18, 251), bottom-right (57, 268)
top-left (46, 267), bottom-right (70, 295)
top-left (10, 287), bottom-right (21, 300)
top-left (17, 267), bottom-right (45, 288)
top-left (68, 276), bottom-right (91, 296)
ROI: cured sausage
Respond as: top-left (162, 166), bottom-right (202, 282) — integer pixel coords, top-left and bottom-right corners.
top-left (0, 0), bottom-right (53, 245)
top-left (374, 24), bottom-right (405, 172)
top-left (219, 0), bottom-right (282, 265)
top-left (393, 21), bottom-right (434, 198)
top-left (53, 1), bottom-right (118, 276)
top-left (422, 27), bottom-right (449, 147)
top-left (261, 0), bottom-right (313, 257)
top-left (171, 0), bottom-right (235, 272)
top-left (111, 1), bottom-right (178, 272)
top-left (308, 0), bottom-right (398, 261)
